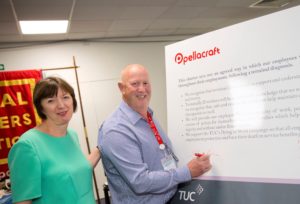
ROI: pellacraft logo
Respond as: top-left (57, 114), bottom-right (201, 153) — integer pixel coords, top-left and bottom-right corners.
top-left (175, 47), bottom-right (221, 65)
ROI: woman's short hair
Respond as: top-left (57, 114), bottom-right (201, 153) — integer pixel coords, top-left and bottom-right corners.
top-left (33, 76), bottom-right (77, 119)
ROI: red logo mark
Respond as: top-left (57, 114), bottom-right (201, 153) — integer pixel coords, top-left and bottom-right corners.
top-left (175, 47), bottom-right (220, 65)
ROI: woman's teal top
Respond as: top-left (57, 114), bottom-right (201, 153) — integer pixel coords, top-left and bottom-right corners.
top-left (8, 128), bottom-right (95, 204)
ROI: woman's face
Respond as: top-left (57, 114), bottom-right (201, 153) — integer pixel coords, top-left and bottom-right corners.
top-left (40, 87), bottom-right (74, 125)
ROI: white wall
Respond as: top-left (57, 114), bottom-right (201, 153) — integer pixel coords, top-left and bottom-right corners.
top-left (0, 41), bottom-right (172, 198)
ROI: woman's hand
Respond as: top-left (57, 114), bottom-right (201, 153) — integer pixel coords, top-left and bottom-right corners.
top-left (87, 146), bottom-right (101, 168)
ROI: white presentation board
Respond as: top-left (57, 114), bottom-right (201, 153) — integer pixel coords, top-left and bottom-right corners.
top-left (165, 5), bottom-right (300, 187)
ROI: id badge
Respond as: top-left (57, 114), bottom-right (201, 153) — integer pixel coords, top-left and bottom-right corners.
top-left (161, 154), bottom-right (177, 171)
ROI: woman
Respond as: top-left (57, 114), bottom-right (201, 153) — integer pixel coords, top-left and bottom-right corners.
top-left (8, 76), bottom-right (101, 204)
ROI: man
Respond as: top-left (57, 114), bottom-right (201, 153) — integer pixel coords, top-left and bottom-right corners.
top-left (98, 64), bottom-right (211, 204)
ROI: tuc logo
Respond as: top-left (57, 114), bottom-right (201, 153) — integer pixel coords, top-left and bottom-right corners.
top-left (178, 184), bottom-right (204, 202)
top-left (174, 47), bottom-right (220, 65)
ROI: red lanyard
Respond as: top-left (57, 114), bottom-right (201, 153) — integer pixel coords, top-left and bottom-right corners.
top-left (147, 112), bottom-right (165, 150)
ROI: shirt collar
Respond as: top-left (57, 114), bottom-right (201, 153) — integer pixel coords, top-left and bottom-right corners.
top-left (120, 100), bottom-right (153, 125)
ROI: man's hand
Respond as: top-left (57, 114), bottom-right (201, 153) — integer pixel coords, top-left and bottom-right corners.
top-left (187, 154), bottom-right (212, 178)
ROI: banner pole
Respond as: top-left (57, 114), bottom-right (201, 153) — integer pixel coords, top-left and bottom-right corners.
top-left (72, 56), bottom-right (101, 204)
top-left (42, 66), bottom-right (79, 71)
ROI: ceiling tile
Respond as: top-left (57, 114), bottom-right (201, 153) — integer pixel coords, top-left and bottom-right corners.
top-left (72, 6), bottom-right (123, 20)
top-left (108, 19), bottom-right (152, 31)
top-left (70, 21), bottom-right (113, 32)
top-left (12, 0), bottom-right (73, 6)
top-left (0, 3), bottom-right (15, 21)
top-left (180, 18), bottom-right (229, 29)
top-left (173, 27), bottom-right (212, 35)
top-left (0, 22), bottom-right (19, 34)
top-left (159, 6), bottom-right (206, 19)
top-left (76, 0), bottom-right (177, 7)
top-left (148, 19), bottom-right (189, 30)
top-left (14, 6), bottom-right (71, 20)
top-left (105, 30), bottom-right (143, 38)
top-left (175, 0), bottom-right (219, 7)
top-left (119, 6), bottom-right (168, 20)
top-left (142, 29), bottom-right (177, 36)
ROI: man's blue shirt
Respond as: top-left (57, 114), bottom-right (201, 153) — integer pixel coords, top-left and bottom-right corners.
top-left (98, 101), bottom-right (191, 204)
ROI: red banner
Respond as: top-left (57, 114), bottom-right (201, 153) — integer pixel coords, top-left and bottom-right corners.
top-left (0, 70), bottom-right (42, 179)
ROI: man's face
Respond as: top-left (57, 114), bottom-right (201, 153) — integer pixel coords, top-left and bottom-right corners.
top-left (121, 66), bottom-right (151, 114)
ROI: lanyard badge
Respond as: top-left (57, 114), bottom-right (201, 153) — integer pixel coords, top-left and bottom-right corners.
top-left (147, 112), bottom-right (179, 170)
top-left (147, 112), bottom-right (165, 150)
